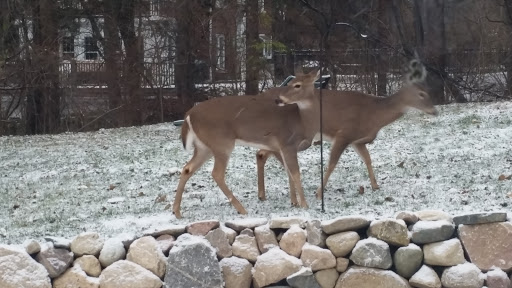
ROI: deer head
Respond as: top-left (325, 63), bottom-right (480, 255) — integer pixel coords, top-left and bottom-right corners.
top-left (398, 59), bottom-right (438, 116)
top-left (277, 69), bottom-right (321, 109)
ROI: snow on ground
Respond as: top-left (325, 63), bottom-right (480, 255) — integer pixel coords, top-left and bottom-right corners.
top-left (0, 101), bottom-right (511, 244)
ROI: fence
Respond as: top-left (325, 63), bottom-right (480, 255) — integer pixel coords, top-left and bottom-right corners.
top-left (59, 61), bottom-right (175, 88)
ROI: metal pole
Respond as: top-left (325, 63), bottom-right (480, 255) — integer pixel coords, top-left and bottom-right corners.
top-left (320, 37), bottom-right (325, 213)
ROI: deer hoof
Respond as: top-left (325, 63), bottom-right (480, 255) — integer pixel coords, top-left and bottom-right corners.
top-left (372, 184), bottom-right (380, 191)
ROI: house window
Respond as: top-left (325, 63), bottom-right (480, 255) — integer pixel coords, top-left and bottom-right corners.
top-left (62, 36), bottom-right (75, 60)
top-left (259, 34), bottom-right (272, 59)
top-left (216, 34), bottom-right (226, 70)
top-left (84, 37), bottom-right (99, 60)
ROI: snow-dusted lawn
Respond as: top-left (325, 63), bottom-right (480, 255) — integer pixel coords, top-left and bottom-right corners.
top-left (1, 102), bottom-right (511, 244)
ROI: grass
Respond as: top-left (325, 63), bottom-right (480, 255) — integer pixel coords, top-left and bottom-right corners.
top-left (0, 101), bottom-right (511, 244)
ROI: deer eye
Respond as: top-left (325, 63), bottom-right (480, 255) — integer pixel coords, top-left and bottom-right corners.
top-left (418, 92), bottom-right (427, 99)
top-left (294, 84), bottom-right (301, 89)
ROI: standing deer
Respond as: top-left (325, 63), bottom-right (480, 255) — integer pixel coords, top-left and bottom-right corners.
top-left (257, 60), bottom-right (438, 200)
top-left (173, 69), bottom-right (320, 218)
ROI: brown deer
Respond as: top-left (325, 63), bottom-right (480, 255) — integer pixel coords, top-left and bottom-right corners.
top-left (257, 60), bottom-right (438, 200)
top-left (173, 69), bottom-right (320, 218)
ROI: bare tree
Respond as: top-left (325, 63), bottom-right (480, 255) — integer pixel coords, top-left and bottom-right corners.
top-left (245, 0), bottom-right (259, 95)
top-left (26, 0), bottom-right (61, 134)
top-left (504, 0), bottom-right (512, 96)
top-left (416, 0), bottom-right (447, 104)
top-left (103, 0), bottom-right (123, 124)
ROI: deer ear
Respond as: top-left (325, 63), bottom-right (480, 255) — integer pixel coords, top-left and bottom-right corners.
top-left (294, 64), bottom-right (304, 76)
top-left (406, 59), bottom-right (427, 83)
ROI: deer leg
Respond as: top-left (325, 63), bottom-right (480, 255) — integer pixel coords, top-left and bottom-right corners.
top-left (211, 151), bottom-right (248, 215)
top-left (173, 148), bottom-right (212, 218)
top-left (256, 150), bottom-right (272, 201)
top-left (281, 148), bottom-right (308, 208)
top-left (316, 139), bottom-right (349, 200)
top-left (353, 143), bottom-right (379, 190)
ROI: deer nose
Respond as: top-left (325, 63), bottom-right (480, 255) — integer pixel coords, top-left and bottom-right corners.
top-left (275, 98), bottom-right (284, 105)
top-left (429, 108), bottom-right (438, 116)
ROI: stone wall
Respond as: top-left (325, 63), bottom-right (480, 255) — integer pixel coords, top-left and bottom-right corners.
top-left (1, 210), bottom-right (511, 288)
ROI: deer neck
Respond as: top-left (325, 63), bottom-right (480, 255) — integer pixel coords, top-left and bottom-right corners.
top-left (377, 92), bottom-right (406, 127)
top-left (297, 93), bottom-right (321, 141)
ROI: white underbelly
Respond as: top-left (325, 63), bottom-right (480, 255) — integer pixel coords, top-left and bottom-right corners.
top-left (235, 139), bottom-right (273, 150)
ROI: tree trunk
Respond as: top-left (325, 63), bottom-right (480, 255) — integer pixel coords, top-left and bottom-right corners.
top-left (245, 0), bottom-right (260, 95)
top-left (118, 0), bottom-right (142, 126)
top-left (26, 0), bottom-right (60, 134)
top-left (375, 0), bottom-right (388, 96)
top-left (418, 0), bottom-right (446, 104)
top-left (505, 0), bottom-right (512, 97)
top-left (175, 0), bottom-right (197, 115)
top-left (104, 0), bottom-right (123, 126)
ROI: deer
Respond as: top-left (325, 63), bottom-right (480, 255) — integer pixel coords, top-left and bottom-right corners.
top-left (172, 69), bottom-right (321, 218)
top-left (256, 60), bottom-right (438, 201)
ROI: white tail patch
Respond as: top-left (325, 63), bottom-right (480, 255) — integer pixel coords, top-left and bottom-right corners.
top-left (184, 116), bottom-right (197, 152)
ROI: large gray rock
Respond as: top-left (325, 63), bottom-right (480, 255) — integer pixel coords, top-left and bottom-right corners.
top-left (225, 218), bottom-right (268, 232)
top-left (453, 212), bottom-right (507, 226)
top-left (127, 236), bottom-right (167, 279)
top-left (411, 220), bottom-right (454, 244)
top-left (459, 222), bottom-right (512, 272)
top-left (99, 238), bottom-right (126, 268)
top-left (367, 218), bottom-right (409, 247)
top-left (322, 216), bottom-right (371, 235)
top-left (232, 233), bottom-right (260, 262)
top-left (70, 232), bottom-right (104, 257)
top-left (279, 224), bottom-right (307, 258)
top-left (53, 265), bottom-right (100, 288)
top-left (74, 255), bottom-right (102, 277)
top-left (306, 220), bottom-right (327, 248)
top-left (252, 247), bottom-right (302, 288)
top-left (0, 245), bottom-right (51, 288)
top-left (335, 267), bottom-right (411, 288)
top-left (326, 231), bottom-right (360, 257)
top-left (349, 238), bottom-right (392, 269)
top-left (205, 228), bottom-right (232, 259)
top-left (393, 244), bottom-right (423, 279)
top-left (165, 234), bottom-right (223, 288)
top-left (35, 245), bottom-right (74, 278)
top-left (287, 267), bottom-right (321, 288)
top-left (441, 263), bottom-right (484, 288)
top-left (408, 265), bottom-right (441, 288)
top-left (254, 224), bottom-right (279, 253)
top-left (100, 260), bottom-right (162, 288)
top-left (423, 238), bottom-right (465, 266)
top-left (219, 256), bottom-right (252, 288)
